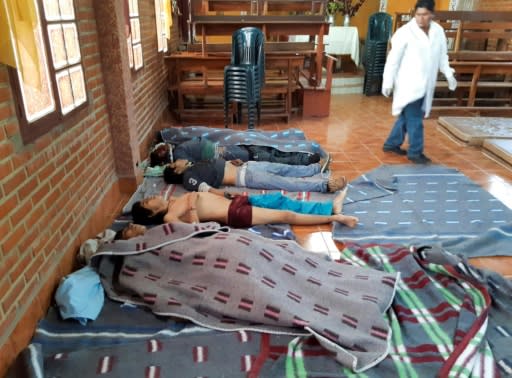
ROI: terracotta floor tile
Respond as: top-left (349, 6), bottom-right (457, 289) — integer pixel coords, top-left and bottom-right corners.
top-left (181, 93), bottom-right (512, 276)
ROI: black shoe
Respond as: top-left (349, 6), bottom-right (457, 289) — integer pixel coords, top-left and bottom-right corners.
top-left (383, 146), bottom-right (407, 156)
top-left (307, 153), bottom-right (321, 164)
top-left (408, 154), bottom-right (432, 164)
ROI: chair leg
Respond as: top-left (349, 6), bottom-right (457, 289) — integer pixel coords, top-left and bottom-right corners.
top-left (224, 99), bottom-right (230, 128)
top-left (257, 100), bottom-right (261, 126)
top-left (248, 102), bottom-right (255, 130)
top-left (237, 102), bottom-right (242, 124)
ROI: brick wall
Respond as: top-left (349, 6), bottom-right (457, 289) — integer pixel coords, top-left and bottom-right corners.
top-left (0, 0), bottom-right (171, 374)
top-left (133, 0), bottom-right (170, 154)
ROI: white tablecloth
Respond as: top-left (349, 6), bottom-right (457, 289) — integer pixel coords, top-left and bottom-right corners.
top-left (324, 26), bottom-right (359, 65)
top-left (289, 26), bottom-right (360, 66)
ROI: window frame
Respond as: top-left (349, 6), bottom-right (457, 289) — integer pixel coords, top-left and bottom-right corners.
top-left (8, 0), bottom-right (88, 145)
top-left (127, 0), bottom-right (144, 71)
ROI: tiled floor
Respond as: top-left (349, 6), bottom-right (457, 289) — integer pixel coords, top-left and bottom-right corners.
top-left (180, 93), bottom-right (512, 277)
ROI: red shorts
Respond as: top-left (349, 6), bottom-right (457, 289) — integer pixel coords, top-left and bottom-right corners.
top-left (227, 195), bottom-right (253, 228)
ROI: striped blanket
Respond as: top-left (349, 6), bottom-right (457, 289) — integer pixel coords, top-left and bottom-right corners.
top-left (8, 241), bottom-right (511, 377)
top-left (92, 222), bottom-right (399, 373)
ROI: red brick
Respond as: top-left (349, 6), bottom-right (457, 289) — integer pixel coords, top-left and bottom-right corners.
top-left (26, 203), bottom-right (45, 230)
top-left (24, 254), bottom-right (44, 282)
top-left (11, 150), bottom-right (32, 171)
top-left (0, 195), bottom-right (17, 219)
top-left (0, 87), bottom-right (12, 103)
top-left (0, 141), bottom-right (14, 160)
top-left (49, 168), bottom-right (65, 188)
top-left (8, 250), bottom-right (33, 283)
top-left (18, 176), bottom-right (38, 199)
top-left (2, 168), bottom-right (27, 194)
top-left (0, 159), bottom-right (12, 178)
top-left (1, 277), bottom-right (24, 313)
top-left (31, 183), bottom-right (50, 206)
top-left (0, 66), bottom-right (8, 83)
top-left (36, 161), bottom-right (55, 183)
top-left (9, 199), bottom-right (32, 227)
top-left (1, 224), bottom-right (26, 255)
top-left (34, 134), bottom-right (53, 152)
top-left (19, 223), bottom-right (39, 253)
top-left (0, 219), bottom-right (9, 245)
top-left (0, 103), bottom-right (13, 120)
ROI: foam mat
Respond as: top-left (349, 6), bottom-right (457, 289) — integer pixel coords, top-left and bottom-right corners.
top-left (438, 116), bottom-right (512, 146)
top-left (483, 138), bottom-right (512, 165)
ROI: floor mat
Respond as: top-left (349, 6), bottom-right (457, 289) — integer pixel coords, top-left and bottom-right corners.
top-left (332, 164), bottom-right (512, 257)
top-left (483, 138), bottom-right (512, 166)
top-left (438, 116), bottom-right (512, 146)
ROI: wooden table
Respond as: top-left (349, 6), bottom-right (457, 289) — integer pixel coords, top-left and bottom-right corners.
top-left (191, 16), bottom-right (329, 86)
top-left (165, 52), bottom-right (306, 122)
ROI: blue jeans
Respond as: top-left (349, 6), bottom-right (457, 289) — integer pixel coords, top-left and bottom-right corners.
top-left (248, 192), bottom-right (332, 215)
top-left (223, 145), bottom-right (251, 161)
top-left (244, 161), bottom-right (327, 192)
top-left (224, 145), bottom-right (312, 165)
top-left (384, 97), bottom-right (425, 158)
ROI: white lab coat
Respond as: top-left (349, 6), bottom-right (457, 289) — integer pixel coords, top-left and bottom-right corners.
top-left (382, 19), bottom-right (454, 118)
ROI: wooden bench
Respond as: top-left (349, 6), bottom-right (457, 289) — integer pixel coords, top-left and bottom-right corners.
top-left (433, 60), bottom-right (512, 114)
top-left (198, 0), bottom-right (325, 16)
top-left (191, 15), bottom-right (329, 86)
top-left (420, 12), bottom-right (512, 115)
top-left (165, 52), bottom-right (305, 123)
top-left (299, 54), bottom-right (335, 117)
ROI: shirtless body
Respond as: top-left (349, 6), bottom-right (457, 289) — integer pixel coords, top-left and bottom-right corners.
top-left (136, 192), bottom-right (359, 228)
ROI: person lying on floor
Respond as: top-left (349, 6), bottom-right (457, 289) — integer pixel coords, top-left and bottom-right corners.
top-left (130, 190), bottom-right (358, 229)
top-left (163, 158), bottom-right (345, 194)
top-left (149, 140), bottom-right (322, 167)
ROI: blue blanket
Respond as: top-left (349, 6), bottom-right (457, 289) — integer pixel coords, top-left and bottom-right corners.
top-left (333, 164), bottom-right (512, 257)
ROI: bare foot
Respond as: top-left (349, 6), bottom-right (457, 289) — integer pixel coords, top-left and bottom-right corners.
top-left (332, 214), bottom-right (358, 228)
top-left (332, 187), bottom-right (348, 214)
top-left (327, 176), bottom-right (347, 193)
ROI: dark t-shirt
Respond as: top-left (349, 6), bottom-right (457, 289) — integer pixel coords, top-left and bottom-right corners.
top-left (173, 138), bottom-right (216, 162)
top-left (182, 159), bottom-right (226, 191)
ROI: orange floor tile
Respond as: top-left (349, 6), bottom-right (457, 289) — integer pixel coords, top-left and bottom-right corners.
top-left (176, 93), bottom-right (512, 278)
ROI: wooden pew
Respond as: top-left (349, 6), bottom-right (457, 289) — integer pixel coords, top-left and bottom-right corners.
top-left (191, 15), bottom-right (329, 86)
top-left (427, 12), bottom-right (512, 115)
top-left (299, 54), bottom-right (336, 117)
top-left (165, 52), bottom-right (305, 123)
top-left (433, 61), bottom-right (512, 115)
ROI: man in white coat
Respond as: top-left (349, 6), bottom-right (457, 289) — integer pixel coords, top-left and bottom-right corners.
top-left (381, 0), bottom-right (457, 164)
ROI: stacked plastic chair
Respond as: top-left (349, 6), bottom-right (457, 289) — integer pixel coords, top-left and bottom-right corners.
top-left (224, 27), bottom-right (265, 129)
top-left (363, 12), bottom-right (392, 96)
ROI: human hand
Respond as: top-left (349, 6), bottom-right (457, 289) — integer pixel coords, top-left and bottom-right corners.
top-left (229, 159), bottom-right (244, 166)
top-left (382, 87), bottom-right (392, 97)
top-left (170, 159), bottom-right (190, 174)
top-left (447, 76), bottom-right (457, 91)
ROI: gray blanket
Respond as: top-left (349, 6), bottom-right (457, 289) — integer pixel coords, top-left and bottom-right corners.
top-left (160, 126), bottom-right (327, 156)
top-left (93, 222), bottom-right (399, 372)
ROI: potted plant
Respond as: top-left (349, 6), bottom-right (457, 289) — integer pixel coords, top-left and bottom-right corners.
top-left (340, 0), bottom-right (367, 26)
top-left (326, 1), bottom-right (341, 24)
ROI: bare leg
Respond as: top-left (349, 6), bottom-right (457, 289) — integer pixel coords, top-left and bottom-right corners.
top-left (331, 213), bottom-right (358, 228)
top-left (332, 187), bottom-right (348, 214)
top-left (251, 207), bottom-right (358, 227)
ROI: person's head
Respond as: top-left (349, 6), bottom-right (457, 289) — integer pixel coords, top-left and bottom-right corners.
top-left (414, 0), bottom-right (435, 29)
top-left (163, 165), bottom-right (185, 184)
top-left (149, 143), bottom-right (172, 167)
top-left (115, 223), bottom-right (147, 240)
top-left (131, 196), bottom-right (168, 225)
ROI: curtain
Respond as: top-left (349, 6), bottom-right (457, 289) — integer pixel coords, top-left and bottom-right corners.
top-left (0, 0), bottom-right (41, 87)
